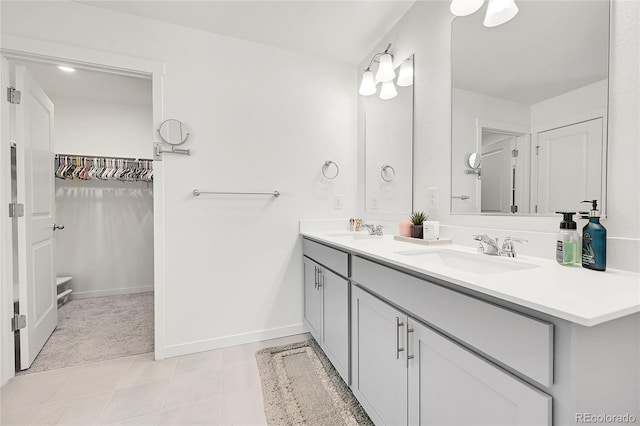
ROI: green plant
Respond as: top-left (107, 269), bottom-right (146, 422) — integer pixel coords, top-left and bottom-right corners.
top-left (409, 211), bottom-right (428, 225)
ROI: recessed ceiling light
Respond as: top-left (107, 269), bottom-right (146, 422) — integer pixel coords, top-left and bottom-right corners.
top-left (57, 66), bottom-right (76, 73)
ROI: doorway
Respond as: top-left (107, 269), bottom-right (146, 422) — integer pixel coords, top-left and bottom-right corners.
top-left (1, 45), bottom-right (163, 382)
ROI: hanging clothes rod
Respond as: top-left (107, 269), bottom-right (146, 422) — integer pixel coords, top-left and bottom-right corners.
top-left (193, 189), bottom-right (280, 198)
top-left (55, 153), bottom-right (153, 162)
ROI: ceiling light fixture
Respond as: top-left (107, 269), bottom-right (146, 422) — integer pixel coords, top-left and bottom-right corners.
top-left (450, 0), bottom-right (519, 27)
top-left (57, 66), bottom-right (76, 73)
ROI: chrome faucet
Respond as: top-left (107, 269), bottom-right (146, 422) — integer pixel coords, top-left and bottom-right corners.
top-left (473, 235), bottom-right (501, 255)
top-left (363, 224), bottom-right (384, 236)
top-left (473, 235), bottom-right (527, 257)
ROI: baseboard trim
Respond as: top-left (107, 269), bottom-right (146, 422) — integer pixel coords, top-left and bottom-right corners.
top-left (70, 286), bottom-right (154, 300)
top-left (162, 323), bottom-right (306, 358)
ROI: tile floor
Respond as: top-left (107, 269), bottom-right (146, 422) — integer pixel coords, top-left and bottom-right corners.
top-left (0, 333), bottom-right (310, 426)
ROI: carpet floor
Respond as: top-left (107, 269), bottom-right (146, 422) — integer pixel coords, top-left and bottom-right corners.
top-left (18, 292), bottom-right (154, 375)
top-left (256, 338), bottom-right (373, 426)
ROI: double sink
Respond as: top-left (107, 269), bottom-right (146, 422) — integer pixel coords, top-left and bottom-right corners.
top-left (323, 232), bottom-right (538, 275)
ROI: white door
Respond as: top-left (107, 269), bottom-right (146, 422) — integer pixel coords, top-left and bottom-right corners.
top-left (15, 64), bottom-right (57, 369)
top-left (481, 135), bottom-right (513, 213)
top-left (535, 118), bottom-right (603, 214)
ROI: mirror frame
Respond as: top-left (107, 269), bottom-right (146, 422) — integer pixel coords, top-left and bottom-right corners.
top-left (158, 118), bottom-right (190, 146)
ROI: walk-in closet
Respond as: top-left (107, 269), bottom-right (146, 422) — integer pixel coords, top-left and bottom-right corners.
top-left (11, 60), bottom-right (154, 374)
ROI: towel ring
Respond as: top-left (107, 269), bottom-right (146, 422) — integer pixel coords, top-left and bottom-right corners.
top-left (381, 165), bottom-right (395, 182)
top-left (322, 161), bottom-right (339, 180)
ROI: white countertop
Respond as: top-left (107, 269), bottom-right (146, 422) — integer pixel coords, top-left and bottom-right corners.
top-left (301, 231), bottom-right (640, 327)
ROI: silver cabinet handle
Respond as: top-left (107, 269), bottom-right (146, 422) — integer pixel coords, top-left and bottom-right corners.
top-left (53, 224), bottom-right (65, 231)
top-left (396, 317), bottom-right (405, 359)
top-left (317, 269), bottom-right (323, 288)
top-left (406, 325), bottom-right (414, 367)
top-left (314, 266), bottom-right (318, 289)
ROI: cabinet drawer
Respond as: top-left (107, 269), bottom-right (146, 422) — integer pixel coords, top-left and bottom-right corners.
top-left (352, 256), bottom-right (553, 387)
top-left (303, 238), bottom-right (349, 277)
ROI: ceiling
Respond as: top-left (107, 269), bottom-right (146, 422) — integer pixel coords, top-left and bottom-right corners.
top-left (25, 61), bottom-right (152, 106)
top-left (77, 0), bottom-right (417, 65)
top-left (452, 1), bottom-right (609, 105)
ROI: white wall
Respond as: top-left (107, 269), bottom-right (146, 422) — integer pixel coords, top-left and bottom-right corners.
top-left (530, 79), bottom-right (608, 131)
top-left (54, 98), bottom-right (153, 159)
top-left (358, 1), bottom-right (639, 272)
top-left (1, 1), bottom-right (357, 356)
top-left (52, 97), bottom-right (154, 299)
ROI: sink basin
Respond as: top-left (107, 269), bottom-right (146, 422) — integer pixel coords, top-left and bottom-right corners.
top-left (394, 249), bottom-right (538, 275)
top-left (324, 232), bottom-right (381, 241)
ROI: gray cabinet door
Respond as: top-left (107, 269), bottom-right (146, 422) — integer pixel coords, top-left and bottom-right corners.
top-left (319, 267), bottom-right (349, 383)
top-left (352, 286), bottom-right (408, 426)
top-left (303, 257), bottom-right (321, 341)
top-left (408, 318), bottom-right (552, 426)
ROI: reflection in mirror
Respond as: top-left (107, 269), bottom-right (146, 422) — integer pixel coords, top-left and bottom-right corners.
top-left (451, 1), bottom-right (609, 215)
top-left (365, 55), bottom-right (414, 214)
top-left (158, 119), bottom-right (189, 146)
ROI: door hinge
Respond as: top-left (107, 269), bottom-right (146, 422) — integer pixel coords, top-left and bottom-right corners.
top-left (511, 149), bottom-right (519, 158)
top-left (8, 203), bottom-right (24, 218)
top-left (7, 87), bottom-right (21, 105)
top-left (11, 314), bottom-right (26, 332)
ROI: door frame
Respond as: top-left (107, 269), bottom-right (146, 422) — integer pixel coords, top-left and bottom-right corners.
top-left (0, 35), bottom-right (167, 386)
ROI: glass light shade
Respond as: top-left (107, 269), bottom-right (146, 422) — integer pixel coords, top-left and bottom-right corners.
top-left (397, 59), bottom-right (414, 87)
top-left (450, 0), bottom-right (485, 16)
top-left (375, 53), bottom-right (396, 83)
top-left (379, 81), bottom-right (398, 100)
top-left (483, 0), bottom-right (519, 27)
top-left (358, 70), bottom-right (377, 96)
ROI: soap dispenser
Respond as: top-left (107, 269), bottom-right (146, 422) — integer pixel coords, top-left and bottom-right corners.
top-left (555, 212), bottom-right (580, 265)
top-left (580, 200), bottom-right (606, 271)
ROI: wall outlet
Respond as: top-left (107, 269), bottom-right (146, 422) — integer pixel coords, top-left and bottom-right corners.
top-left (371, 197), bottom-right (379, 209)
top-left (427, 187), bottom-right (439, 209)
top-left (334, 194), bottom-right (343, 209)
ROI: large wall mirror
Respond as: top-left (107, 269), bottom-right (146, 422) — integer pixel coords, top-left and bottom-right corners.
top-left (451, 1), bottom-right (610, 216)
top-left (365, 55), bottom-right (414, 214)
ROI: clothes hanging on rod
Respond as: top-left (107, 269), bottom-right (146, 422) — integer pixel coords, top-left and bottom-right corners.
top-left (54, 154), bottom-right (153, 182)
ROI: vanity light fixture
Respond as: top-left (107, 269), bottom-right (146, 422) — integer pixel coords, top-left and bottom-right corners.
top-left (379, 81), bottom-right (398, 100)
top-left (359, 44), bottom-right (413, 100)
top-left (484, 0), bottom-right (519, 27)
top-left (359, 43), bottom-right (395, 97)
top-left (358, 70), bottom-right (377, 96)
top-left (396, 58), bottom-right (414, 87)
top-left (376, 52), bottom-right (395, 83)
top-left (450, 0), bottom-right (519, 27)
top-left (450, 0), bottom-right (485, 16)
top-left (57, 66), bottom-right (76, 73)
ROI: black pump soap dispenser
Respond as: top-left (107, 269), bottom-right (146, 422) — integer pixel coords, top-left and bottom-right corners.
top-left (580, 200), bottom-right (606, 271)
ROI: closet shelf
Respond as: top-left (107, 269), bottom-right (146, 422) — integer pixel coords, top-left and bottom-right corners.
top-left (56, 276), bottom-right (73, 287)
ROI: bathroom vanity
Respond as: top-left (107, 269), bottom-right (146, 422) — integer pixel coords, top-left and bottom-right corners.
top-left (301, 231), bottom-right (640, 426)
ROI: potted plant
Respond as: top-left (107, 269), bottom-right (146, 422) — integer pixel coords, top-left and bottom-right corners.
top-left (409, 211), bottom-right (427, 239)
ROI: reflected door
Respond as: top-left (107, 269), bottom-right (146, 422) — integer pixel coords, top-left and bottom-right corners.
top-left (481, 136), bottom-right (514, 213)
top-left (535, 118), bottom-right (603, 214)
